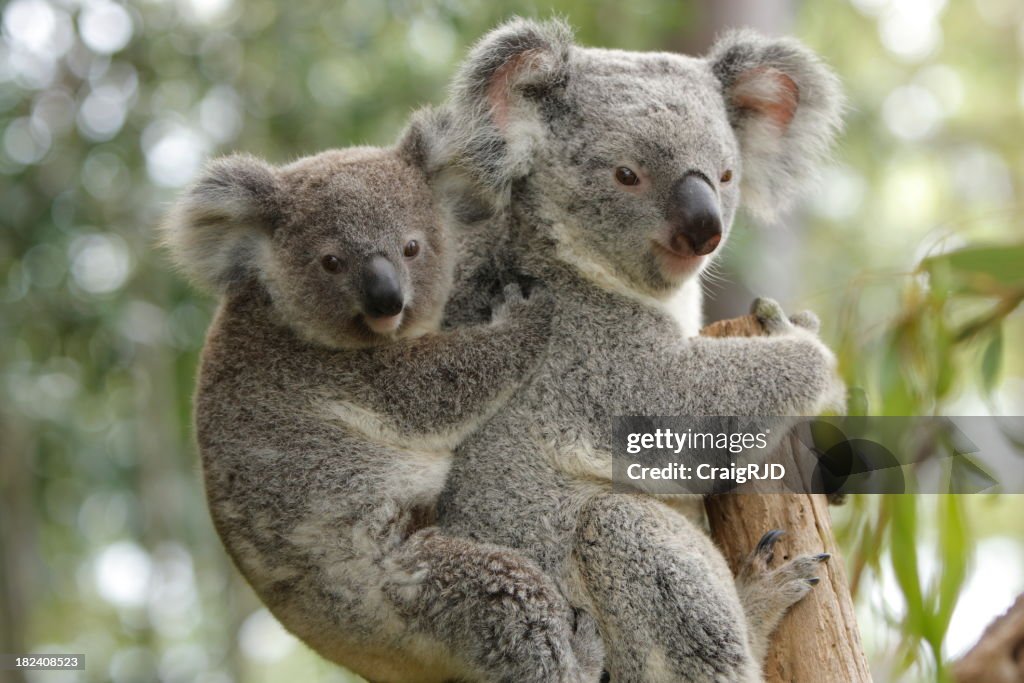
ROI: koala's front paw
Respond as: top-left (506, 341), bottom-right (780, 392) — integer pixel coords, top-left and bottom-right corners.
top-left (750, 298), bottom-right (822, 336)
top-left (504, 281), bottom-right (527, 306)
top-left (788, 310), bottom-right (820, 333)
top-left (749, 298), bottom-right (845, 414)
top-left (751, 297), bottom-right (791, 335)
top-left (492, 282), bottom-right (555, 334)
top-left (490, 282), bottom-right (525, 323)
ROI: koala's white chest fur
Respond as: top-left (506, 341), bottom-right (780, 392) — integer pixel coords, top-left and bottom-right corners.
top-left (550, 220), bottom-right (705, 338)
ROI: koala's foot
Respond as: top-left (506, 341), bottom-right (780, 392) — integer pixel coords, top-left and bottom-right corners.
top-left (382, 529), bottom-right (602, 683)
top-left (735, 529), bottom-right (830, 664)
top-left (575, 495), bottom-right (760, 683)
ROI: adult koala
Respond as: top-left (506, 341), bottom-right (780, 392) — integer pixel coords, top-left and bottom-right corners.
top-left (434, 19), bottom-right (845, 682)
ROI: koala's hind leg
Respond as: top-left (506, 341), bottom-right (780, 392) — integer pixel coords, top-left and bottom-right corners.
top-left (572, 495), bottom-right (760, 683)
top-left (383, 528), bottom-right (604, 683)
top-left (734, 530), bottom-right (829, 665)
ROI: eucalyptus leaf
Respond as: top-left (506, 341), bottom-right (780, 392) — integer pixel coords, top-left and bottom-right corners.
top-left (923, 244), bottom-right (1024, 295)
top-left (981, 326), bottom-right (1004, 393)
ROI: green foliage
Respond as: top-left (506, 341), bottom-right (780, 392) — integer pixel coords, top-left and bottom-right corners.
top-left (831, 234), bottom-right (1023, 679)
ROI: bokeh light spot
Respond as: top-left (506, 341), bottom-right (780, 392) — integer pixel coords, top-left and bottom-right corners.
top-left (79, 1), bottom-right (134, 55)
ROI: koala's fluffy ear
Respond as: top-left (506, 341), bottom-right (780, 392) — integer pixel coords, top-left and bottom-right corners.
top-left (446, 17), bottom-right (573, 193)
top-left (396, 106), bottom-right (448, 175)
top-left (709, 31), bottom-right (843, 220)
top-left (161, 154), bottom-right (281, 293)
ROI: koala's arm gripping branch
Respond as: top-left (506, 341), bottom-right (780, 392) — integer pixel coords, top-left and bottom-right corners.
top-left (345, 317), bottom-right (548, 438)
top-left (701, 315), bottom-right (871, 683)
top-left (623, 333), bottom-right (836, 419)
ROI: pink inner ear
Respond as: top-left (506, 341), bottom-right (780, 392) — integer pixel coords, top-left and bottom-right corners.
top-left (732, 67), bottom-right (800, 130)
top-left (485, 50), bottom-right (538, 131)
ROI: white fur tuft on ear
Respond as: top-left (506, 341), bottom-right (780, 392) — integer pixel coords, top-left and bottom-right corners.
top-left (709, 30), bottom-right (844, 221)
top-left (443, 17), bottom-right (574, 197)
top-left (396, 106), bottom-right (450, 176)
top-left (160, 153), bottom-right (281, 293)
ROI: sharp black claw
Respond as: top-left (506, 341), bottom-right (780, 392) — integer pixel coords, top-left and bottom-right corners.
top-left (756, 529), bottom-right (786, 555)
top-left (815, 553), bottom-right (832, 562)
top-left (807, 577), bottom-right (821, 586)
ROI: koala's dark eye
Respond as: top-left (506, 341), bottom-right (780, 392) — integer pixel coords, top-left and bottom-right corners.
top-left (403, 240), bottom-right (420, 259)
top-left (721, 169), bottom-right (734, 183)
top-left (321, 254), bottom-right (342, 273)
top-left (615, 166), bottom-right (640, 186)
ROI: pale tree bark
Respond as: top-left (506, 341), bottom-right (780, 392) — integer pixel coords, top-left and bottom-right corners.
top-left (701, 315), bottom-right (872, 682)
top-left (952, 593), bottom-right (1024, 683)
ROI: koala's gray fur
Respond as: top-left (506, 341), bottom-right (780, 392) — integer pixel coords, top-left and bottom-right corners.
top-left (434, 19), bottom-right (845, 682)
top-left (162, 114), bottom-right (604, 683)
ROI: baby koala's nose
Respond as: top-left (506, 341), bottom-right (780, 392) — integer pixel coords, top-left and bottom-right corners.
top-left (667, 174), bottom-right (723, 257)
top-left (362, 255), bottom-right (404, 317)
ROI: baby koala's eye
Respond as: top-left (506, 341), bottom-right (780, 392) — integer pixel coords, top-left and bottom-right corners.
top-left (403, 240), bottom-right (420, 259)
top-left (720, 169), bottom-right (734, 184)
top-left (321, 254), bottom-right (342, 273)
top-left (615, 166), bottom-right (640, 186)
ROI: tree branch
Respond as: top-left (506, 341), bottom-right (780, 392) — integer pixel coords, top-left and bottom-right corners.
top-left (701, 315), bottom-right (872, 682)
top-left (952, 593), bottom-right (1024, 683)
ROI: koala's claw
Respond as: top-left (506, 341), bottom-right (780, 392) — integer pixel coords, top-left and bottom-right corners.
top-left (777, 554), bottom-right (828, 596)
top-left (755, 529), bottom-right (786, 561)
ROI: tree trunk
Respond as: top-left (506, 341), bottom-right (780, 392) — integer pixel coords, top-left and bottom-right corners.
top-left (701, 316), bottom-right (872, 682)
top-left (706, 488), bottom-right (871, 682)
top-left (952, 593), bottom-right (1024, 683)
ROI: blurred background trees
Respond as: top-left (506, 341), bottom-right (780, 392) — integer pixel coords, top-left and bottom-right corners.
top-left (1, 0), bottom-right (1021, 681)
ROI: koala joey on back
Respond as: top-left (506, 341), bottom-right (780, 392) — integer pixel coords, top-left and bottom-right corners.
top-left (435, 20), bottom-right (846, 682)
top-left (161, 112), bottom-right (604, 683)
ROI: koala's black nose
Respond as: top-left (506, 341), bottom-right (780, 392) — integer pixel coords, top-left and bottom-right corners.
top-left (362, 256), bottom-right (404, 317)
top-left (667, 174), bottom-right (723, 257)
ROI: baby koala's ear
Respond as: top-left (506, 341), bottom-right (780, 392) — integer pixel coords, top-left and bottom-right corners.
top-left (708, 30), bottom-right (844, 221)
top-left (396, 105), bottom-right (448, 175)
top-left (445, 17), bottom-right (573, 192)
top-left (161, 153), bottom-right (281, 293)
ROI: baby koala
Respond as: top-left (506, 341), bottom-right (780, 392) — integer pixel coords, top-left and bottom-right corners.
top-left (162, 114), bottom-right (602, 683)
